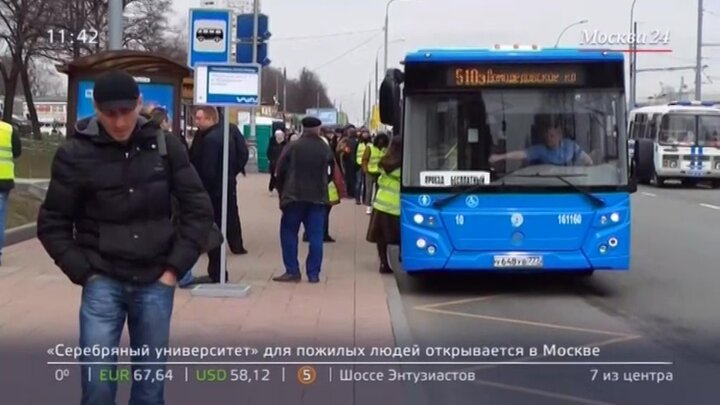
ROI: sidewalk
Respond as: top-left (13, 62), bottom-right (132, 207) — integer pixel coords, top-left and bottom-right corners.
top-left (0, 173), bottom-right (403, 404)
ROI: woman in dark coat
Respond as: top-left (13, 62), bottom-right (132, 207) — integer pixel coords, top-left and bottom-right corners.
top-left (366, 135), bottom-right (402, 273)
top-left (267, 129), bottom-right (287, 193)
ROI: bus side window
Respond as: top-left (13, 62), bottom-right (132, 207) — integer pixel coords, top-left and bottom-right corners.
top-left (632, 113), bottom-right (647, 139)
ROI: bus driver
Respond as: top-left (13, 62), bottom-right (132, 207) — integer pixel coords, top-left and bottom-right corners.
top-left (488, 125), bottom-right (593, 167)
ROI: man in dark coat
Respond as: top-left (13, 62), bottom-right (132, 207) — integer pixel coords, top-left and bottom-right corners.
top-left (188, 106), bottom-right (247, 282)
top-left (273, 116), bottom-right (335, 283)
top-left (36, 70), bottom-right (214, 404)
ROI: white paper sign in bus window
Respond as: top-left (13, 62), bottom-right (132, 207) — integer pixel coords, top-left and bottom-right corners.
top-left (419, 171), bottom-right (490, 187)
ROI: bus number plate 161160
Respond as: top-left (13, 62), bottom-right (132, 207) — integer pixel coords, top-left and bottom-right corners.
top-left (493, 255), bottom-right (544, 268)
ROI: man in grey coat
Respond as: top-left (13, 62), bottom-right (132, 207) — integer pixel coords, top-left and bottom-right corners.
top-left (273, 116), bottom-right (335, 283)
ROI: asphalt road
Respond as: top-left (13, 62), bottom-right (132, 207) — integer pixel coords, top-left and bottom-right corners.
top-left (390, 184), bottom-right (720, 405)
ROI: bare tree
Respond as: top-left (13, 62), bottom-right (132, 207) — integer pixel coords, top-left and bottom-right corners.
top-left (260, 66), bottom-right (335, 114)
top-left (0, 0), bottom-right (54, 139)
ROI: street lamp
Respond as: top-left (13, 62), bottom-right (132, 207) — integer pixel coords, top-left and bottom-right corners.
top-left (384, 0), bottom-right (410, 76)
top-left (554, 19), bottom-right (588, 47)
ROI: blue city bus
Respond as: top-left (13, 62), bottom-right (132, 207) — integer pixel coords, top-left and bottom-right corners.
top-left (378, 45), bottom-right (636, 276)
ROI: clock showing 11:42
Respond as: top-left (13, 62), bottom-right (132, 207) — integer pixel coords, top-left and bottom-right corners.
top-left (46, 29), bottom-right (99, 44)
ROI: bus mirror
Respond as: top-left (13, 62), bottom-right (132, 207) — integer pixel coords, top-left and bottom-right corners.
top-left (379, 68), bottom-right (403, 127)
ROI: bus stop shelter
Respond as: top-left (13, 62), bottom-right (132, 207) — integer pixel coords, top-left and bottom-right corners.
top-left (57, 50), bottom-right (192, 137)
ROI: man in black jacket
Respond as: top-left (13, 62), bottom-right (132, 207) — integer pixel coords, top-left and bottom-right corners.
top-left (36, 70), bottom-right (214, 405)
top-left (273, 116), bottom-right (335, 283)
top-left (189, 107), bottom-right (247, 283)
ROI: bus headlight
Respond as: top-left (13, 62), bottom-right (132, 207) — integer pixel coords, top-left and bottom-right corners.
top-left (427, 245), bottom-right (437, 255)
top-left (610, 212), bottom-right (620, 223)
top-left (599, 244), bottom-right (608, 254)
top-left (608, 237), bottom-right (619, 248)
top-left (416, 238), bottom-right (427, 249)
top-left (413, 214), bottom-right (424, 224)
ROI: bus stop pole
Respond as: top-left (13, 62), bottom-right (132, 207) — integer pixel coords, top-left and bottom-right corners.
top-left (108, 0), bottom-right (123, 50)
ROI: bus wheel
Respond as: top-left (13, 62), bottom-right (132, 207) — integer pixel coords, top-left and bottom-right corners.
top-left (710, 180), bottom-right (720, 189)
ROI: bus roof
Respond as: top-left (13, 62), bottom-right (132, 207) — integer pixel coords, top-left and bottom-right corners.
top-left (403, 47), bottom-right (624, 64)
top-left (629, 104), bottom-right (720, 116)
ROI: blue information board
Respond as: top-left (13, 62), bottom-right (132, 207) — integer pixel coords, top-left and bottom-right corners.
top-left (77, 80), bottom-right (174, 122)
top-left (188, 8), bottom-right (232, 67)
top-left (193, 63), bottom-right (260, 107)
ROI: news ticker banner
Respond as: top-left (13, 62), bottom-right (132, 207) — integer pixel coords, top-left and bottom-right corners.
top-left (45, 344), bottom-right (675, 385)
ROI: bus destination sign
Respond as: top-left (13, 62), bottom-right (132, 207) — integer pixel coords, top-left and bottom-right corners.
top-left (451, 66), bottom-right (585, 87)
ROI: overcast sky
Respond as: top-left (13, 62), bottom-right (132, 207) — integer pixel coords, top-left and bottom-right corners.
top-left (174, 0), bottom-right (720, 124)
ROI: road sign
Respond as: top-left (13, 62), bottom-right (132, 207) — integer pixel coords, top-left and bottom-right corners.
top-left (188, 8), bottom-right (232, 68)
top-left (236, 14), bottom-right (271, 40)
top-left (235, 42), bottom-right (270, 66)
top-left (194, 63), bottom-right (261, 107)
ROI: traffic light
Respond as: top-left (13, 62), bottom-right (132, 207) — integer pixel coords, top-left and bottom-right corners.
top-left (235, 42), bottom-right (270, 66)
top-left (235, 13), bottom-right (270, 66)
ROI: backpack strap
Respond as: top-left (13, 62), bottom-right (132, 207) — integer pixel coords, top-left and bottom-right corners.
top-left (155, 130), bottom-right (174, 191)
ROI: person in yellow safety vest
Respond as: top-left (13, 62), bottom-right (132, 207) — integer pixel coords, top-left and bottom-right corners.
top-left (0, 119), bottom-right (22, 266)
top-left (303, 126), bottom-right (347, 243)
top-left (366, 135), bottom-right (402, 274)
top-left (354, 129), bottom-right (371, 205)
top-left (361, 132), bottom-right (389, 215)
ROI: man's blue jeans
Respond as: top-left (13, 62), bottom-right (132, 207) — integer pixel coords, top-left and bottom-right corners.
top-left (280, 202), bottom-right (326, 278)
top-left (80, 274), bottom-right (175, 405)
top-left (0, 190), bottom-right (8, 258)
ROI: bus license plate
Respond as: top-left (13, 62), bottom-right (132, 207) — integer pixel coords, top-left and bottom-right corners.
top-left (493, 255), bottom-right (544, 268)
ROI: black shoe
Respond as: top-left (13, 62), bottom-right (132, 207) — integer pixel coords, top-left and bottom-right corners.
top-left (231, 247), bottom-right (248, 255)
top-left (307, 276), bottom-right (320, 283)
top-left (272, 273), bottom-right (301, 283)
top-left (302, 234), bottom-right (309, 242)
top-left (323, 236), bottom-right (335, 243)
top-left (379, 265), bottom-right (393, 274)
top-left (355, 200), bottom-right (361, 205)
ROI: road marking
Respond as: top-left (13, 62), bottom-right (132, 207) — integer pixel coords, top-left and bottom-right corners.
top-left (472, 378), bottom-right (614, 405)
top-left (417, 306), bottom-right (631, 337)
top-left (641, 192), bottom-right (656, 197)
top-left (699, 203), bottom-right (720, 210)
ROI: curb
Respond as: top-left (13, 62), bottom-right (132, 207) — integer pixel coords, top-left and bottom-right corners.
top-left (5, 223), bottom-right (37, 246)
top-left (383, 245), bottom-right (430, 405)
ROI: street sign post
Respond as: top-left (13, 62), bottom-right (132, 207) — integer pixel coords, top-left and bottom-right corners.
top-left (188, 8), bottom-right (232, 68)
top-left (188, 8), bottom-right (252, 299)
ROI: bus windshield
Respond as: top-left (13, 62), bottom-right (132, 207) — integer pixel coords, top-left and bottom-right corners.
top-left (659, 114), bottom-right (720, 147)
top-left (403, 89), bottom-right (627, 188)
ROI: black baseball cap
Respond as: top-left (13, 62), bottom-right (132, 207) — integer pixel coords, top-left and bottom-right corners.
top-left (93, 70), bottom-right (140, 112)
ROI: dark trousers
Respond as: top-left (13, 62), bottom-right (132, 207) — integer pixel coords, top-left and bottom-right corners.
top-left (280, 202), bottom-right (326, 278)
top-left (80, 275), bottom-right (173, 405)
top-left (355, 170), bottom-right (366, 204)
top-left (207, 192), bottom-right (241, 282)
top-left (344, 162), bottom-right (357, 199)
top-left (324, 205), bottom-right (332, 237)
top-left (268, 161), bottom-right (278, 192)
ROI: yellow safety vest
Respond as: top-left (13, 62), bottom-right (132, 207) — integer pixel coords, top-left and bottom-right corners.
top-left (328, 181), bottom-right (339, 203)
top-left (321, 135), bottom-right (339, 203)
top-left (355, 142), bottom-right (367, 165)
top-left (0, 121), bottom-right (14, 180)
top-left (367, 145), bottom-right (385, 174)
top-left (373, 168), bottom-right (401, 216)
